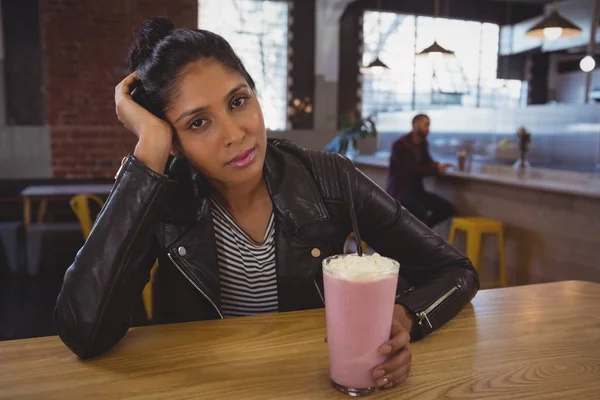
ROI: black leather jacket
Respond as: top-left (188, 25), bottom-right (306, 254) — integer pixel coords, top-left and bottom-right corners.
top-left (55, 139), bottom-right (479, 359)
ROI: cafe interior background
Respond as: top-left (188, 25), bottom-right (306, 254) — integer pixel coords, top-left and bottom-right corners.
top-left (0, 0), bottom-right (599, 341)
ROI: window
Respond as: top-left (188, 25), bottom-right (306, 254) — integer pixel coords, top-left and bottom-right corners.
top-left (361, 12), bottom-right (523, 116)
top-left (198, 0), bottom-right (289, 131)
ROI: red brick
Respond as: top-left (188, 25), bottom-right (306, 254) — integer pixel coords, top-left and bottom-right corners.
top-left (44, 0), bottom-right (197, 178)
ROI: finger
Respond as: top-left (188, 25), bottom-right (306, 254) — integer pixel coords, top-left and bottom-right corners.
top-left (120, 71), bottom-right (139, 90)
top-left (376, 363), bottom-right (410, 388)
top-left (376, 358), bottom-right (411, 387)
top-left (115, 71), bottom-right (140, 103)
top-left (114, 72), bottom-right (155, 135)
top-left (379, 324), bottom-right (410, 356)
top-left (384, 371), bottom-right (410, 389)
top-left (390, 320), bottom-right (406, 336)
top-left (373, 345), bottom-right (411, 385)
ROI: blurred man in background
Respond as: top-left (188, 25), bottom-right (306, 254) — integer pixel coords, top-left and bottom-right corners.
top-left (386, 114), bottom-right (454, 228)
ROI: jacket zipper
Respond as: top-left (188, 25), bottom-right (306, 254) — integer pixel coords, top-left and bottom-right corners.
top-left (167, 252), bottom-right (224, 319)
top-left (416, 284), bottom-right (461, 329)
top-left (114, 156), bottom-right (128, 180)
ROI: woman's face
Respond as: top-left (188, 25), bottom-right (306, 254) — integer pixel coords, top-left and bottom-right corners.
top-left (165, 59), bottom-right (267, 187)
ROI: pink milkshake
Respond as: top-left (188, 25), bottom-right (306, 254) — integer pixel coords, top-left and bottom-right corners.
top-left (323, 253), bottom-right (399, 396)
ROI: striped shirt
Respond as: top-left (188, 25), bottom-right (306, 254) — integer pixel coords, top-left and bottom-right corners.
top-left (210, 197), bottom-right (278, 318)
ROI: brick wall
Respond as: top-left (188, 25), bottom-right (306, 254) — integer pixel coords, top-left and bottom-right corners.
top-left (42, 0), bottom-right (197, 178)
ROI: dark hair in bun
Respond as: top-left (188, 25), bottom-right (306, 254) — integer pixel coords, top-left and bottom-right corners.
top-left (127, 16), bottom-right (256, 118)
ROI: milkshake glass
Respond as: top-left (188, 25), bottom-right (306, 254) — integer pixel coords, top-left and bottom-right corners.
top-left (323, 253), bottom-right (399, 396)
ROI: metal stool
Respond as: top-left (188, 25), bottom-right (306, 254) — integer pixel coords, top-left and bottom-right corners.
top-left (449, 217), bottom-right (507, 287)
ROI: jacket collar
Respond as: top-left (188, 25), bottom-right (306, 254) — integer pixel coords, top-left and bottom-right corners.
top-left (161, 140), bottom-right (329, 229)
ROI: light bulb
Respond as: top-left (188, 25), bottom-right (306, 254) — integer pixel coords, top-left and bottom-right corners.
top-left (543, 27), bottom-right (563, 40)
top-left (428, 52), bottom-right (443, 62)
top-left (370, 66), bottom-right (385, 75)
top-left (580, 55), bottom-right (596, 73)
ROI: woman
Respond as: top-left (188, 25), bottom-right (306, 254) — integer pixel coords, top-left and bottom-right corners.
top-left (55, 17), bottom-right (479, 390)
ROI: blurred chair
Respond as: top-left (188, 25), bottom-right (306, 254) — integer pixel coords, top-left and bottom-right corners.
top-left (449, 217), bottom-right (507, 287)
top-left (26, 196), bottom-right (84, 276)
top-left (343, 233), bottom-right (374, 255)
top-left (70, 195), bottom-right (104, 239)
top-left (26, 223), bottom-right (80, 276)
top-left (70, 194), bottom-right (157, 320)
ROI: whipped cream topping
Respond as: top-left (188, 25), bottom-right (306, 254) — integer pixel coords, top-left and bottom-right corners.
top-left (323, 253), bottom-right (399, 281)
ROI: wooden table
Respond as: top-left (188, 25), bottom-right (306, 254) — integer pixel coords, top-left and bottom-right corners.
top-left (1, 281), bottom-right (599, 399)
top-left (20, 184), bottom-right (113, 228)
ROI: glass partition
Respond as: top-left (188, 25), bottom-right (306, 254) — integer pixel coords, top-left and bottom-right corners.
top-left (376, 105), bottom-right (600, 175)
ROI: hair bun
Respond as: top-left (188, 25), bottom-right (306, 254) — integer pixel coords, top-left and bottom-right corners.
top-left (128, 16), bottom-right (175, 71)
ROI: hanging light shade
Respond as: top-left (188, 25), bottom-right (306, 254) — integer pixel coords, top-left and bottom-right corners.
top-left (526, 8), bottom-right (582, 40)
top-left (415, 0), bottom-right (456, 59)
top-left (417, 41), bottom-right (455, 60)
top-left (360, 57), bottom-right (390, 74)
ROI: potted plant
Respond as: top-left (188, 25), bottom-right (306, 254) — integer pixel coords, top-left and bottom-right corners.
top-left (513, 126), bottom-right (532, 170)
top-left (324, 112), bottom-right (378, 159)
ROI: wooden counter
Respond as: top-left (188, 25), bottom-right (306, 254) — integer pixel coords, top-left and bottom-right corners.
top-left (1, 281), bottom-right (599, 399)
top-left (353, 154), bottom-right (600, 200)
top-left (354, 155), bottom-right (600, 286)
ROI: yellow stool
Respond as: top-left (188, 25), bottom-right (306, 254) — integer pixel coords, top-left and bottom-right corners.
top-left (449, 217), bottom-right (507, 287)
top-left (70, 194), bottom-right (105, 239)
top-left (143, 261), bottom-right (159, 320)
top-left (344, 233), bottom-right (370, 254)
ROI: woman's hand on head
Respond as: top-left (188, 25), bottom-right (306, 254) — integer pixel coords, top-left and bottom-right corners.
top-left (115, 71), bottom-right (174, 174)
